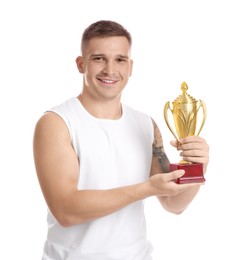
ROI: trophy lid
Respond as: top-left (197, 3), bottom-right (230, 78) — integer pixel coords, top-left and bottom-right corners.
top-left (173, 82), bottom-right (197, 104)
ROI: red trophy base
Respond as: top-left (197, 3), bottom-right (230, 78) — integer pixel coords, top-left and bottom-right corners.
top-left (170, 163), bottom-right (205, 184)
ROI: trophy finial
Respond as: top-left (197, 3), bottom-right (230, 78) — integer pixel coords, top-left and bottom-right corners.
top-left (181, 81), bottom-right (188, 94)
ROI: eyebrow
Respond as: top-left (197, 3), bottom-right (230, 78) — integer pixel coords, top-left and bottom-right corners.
top-left (117, 54), bottom-right (129, 60)
top-left (90, 54), bottom-right (129, 59)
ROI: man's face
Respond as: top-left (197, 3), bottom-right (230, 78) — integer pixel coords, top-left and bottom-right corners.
top-left (77, 36), bottom-right (133, 102)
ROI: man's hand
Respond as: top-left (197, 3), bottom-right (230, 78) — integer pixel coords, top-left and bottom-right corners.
top-left (148, 170), bottom-right (203, 197)
top-left (171, 136), bottom-right (209, 166)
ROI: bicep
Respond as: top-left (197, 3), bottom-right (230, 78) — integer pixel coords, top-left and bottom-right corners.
top-left (150, 118), bottom-right (170, 176)
top-left (33, 113), bottom-right (79, 215)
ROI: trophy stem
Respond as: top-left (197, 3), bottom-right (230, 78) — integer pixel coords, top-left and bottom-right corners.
top-left (179, 160), bottom-right (192, 164)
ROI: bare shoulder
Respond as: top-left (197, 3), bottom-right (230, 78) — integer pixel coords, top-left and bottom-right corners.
top-left (33, 111), bottom-right (74, 175)
top-left (34, 112), bottom-right (71, 147)
top-left (34, 111), bottom-right (68, 135)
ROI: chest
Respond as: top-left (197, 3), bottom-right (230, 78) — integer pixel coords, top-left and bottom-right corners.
top-left (72, 117), bottom-right (153, 189)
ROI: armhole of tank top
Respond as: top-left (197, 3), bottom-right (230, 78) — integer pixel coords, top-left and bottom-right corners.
top-left (46, 110), bottom-right (73, 143)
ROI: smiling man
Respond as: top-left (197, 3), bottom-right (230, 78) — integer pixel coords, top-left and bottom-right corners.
top-left (33, 20), bottom-right (209, 260)
top-left (76, 34), bottom-right (132, 118)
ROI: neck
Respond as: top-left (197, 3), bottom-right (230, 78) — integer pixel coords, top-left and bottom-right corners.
top-left (78, 94), bottom-right (122, 120)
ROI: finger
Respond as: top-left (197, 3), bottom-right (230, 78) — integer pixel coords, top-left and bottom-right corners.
top-left (179, 139), bottom-right (208, 152)
top-left (180, 146), bottom-right (209, 160)
top-left (180, 135), bottom-right (208, 148)
top-left (180, 135), bottom-right (205, 144)
top-left (166, 170), bottom-right (185, 181)
top-left (180, 149), bottom-right (207, 157)
top-left (182, 155), bottom-right (209, 164)
top-left (180, 147), bottom-right (209, 163)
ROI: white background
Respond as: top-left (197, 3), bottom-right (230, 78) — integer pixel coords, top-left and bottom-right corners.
top-left (1, 0), bottom-right (236, 259)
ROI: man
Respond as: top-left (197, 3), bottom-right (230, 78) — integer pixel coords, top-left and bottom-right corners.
top-left (33, 20), bottom-right (209, 260)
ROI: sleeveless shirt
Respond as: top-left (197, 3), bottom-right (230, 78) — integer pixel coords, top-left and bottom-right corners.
top-left (42, 97), bottom-right (154, 260)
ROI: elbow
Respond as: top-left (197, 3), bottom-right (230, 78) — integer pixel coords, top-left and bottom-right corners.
top-left (48, 199), bottom-right (95, 227)
top-left (161, 204), bottom-right (185, 215)
top-left (170, 209), bottom-right (185, 215)
top-left (52, 210), bottom-right (85, 227)
top-left (54, 212), bottom-right (76, 227)
top-left (57, 216), bottom-right (75, 228)
top-left (56, 210), bottom-right (106, 226)
top-left (158, 197), bottom-right (186, 215)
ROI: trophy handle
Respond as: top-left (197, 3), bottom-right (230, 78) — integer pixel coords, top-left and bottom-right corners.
top-left (164, 101), bottom-right (179, 142)
top-left (195, 100), bottom-right (207, 136)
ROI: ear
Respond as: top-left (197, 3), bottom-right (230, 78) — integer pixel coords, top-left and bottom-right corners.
top-left (75, 56), bottom-right (84, 73)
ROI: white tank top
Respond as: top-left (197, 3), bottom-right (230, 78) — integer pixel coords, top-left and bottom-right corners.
top-left (42, 97), bottom-right (154, 260)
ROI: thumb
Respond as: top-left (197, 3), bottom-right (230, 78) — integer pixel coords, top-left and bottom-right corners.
top-left (168, 170), bottom-right (185, 181)
top-left (170, 140), bottom-right (179, 148)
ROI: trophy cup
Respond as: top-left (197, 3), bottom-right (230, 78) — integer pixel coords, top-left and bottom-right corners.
top-left (164, 82), bottom-right (207, 184)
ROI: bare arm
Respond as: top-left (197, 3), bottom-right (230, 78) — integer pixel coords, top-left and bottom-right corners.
top-left (33, 113), bottom-right (209, 227)
top-left (33, 112), bottom-right (155, 227)
top-left (149, 118), bottom-right (209, 214)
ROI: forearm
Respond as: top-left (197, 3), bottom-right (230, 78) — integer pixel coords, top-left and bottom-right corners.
top-left (54, 182), bottom-right (151, 227)
top-left (158, 185), bottom-right (201, 214)
top-left (163, 163), bottom-right (207, 213)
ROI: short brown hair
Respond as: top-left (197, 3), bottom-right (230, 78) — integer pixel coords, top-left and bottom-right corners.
top-left (81, 20), bottom-right (132, 53)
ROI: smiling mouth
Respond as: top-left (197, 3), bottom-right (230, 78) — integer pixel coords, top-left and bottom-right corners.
top-left (97, 78), bottom-right (119, 85)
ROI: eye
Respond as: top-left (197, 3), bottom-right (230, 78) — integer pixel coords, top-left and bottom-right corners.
top-left (93, 57), bottom-right (105, 61)
top-left (116, 58), bottom-right (127, 63)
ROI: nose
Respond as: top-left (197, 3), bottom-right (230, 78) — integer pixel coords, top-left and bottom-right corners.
top-left (102, 60), bottom-right (116, 75)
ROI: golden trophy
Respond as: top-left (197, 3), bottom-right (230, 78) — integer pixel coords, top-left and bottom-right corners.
top-left (164, 82), bottom-right (207, 184)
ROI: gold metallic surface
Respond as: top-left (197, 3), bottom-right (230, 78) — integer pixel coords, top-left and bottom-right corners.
top-left (164, 82), bottom-right (207, 163)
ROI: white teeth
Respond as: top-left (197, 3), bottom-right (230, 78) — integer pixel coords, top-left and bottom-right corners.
top-left (102, 79), bottom-right (114, 83)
